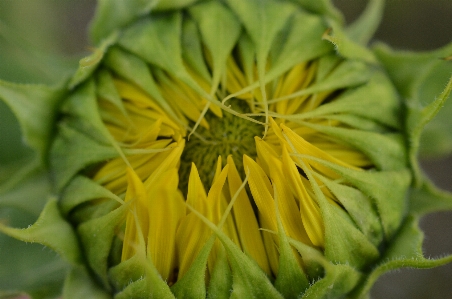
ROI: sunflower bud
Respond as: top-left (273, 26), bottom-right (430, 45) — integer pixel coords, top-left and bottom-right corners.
top-left (1, 0), bottom-right (452, 298)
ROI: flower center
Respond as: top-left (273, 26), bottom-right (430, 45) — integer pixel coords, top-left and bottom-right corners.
top-left (179, 100), bottom-right (262, 194)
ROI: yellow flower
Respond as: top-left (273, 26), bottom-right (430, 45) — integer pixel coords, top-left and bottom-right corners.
top-left (2, 1), bottom-right (452, 298)
top-left (89, 23), bottom-right (380, 287)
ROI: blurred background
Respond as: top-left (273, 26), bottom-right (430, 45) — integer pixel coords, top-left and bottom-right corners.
top-left (0, 0), bottom-right (451, 298)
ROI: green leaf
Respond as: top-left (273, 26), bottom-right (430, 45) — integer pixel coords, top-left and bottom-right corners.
top-left (0, 9), bottom-right (78, 84)
top-left (0, 169), bottom-right (50, 217)
top-left (0, 80), bottom-right (65, 163)
top-left (0, 198), bottom-right (83, 266)
top-left (0, 209), bottom-right (69, 299)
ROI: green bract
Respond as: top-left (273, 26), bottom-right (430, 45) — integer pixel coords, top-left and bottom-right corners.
top-left (1, 0), bottom-right (452, 298)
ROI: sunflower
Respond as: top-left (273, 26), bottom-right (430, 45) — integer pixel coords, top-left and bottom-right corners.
top-left (53, 0), bottom-right (410, 296)
top-left (1, 0), bottom-right (452, 298)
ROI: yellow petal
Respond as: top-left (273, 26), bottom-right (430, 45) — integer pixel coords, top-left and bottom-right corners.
top-left (281, 145), bottom-right (324, 247)
top-left (227, 155), bottom-right (271, 275)
top-left (146, 168), bottom-right (185, 281)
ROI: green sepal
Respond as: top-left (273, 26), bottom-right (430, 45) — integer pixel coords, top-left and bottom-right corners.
top-left (51, 78), bottom-right (123, 191)
top-left (225, 0), bottom-right (295, 81)
top-left (117, 12), bottom-right (198, 91)
top-left (112, 255), bottom-right (175, 299)
top-left (71, 198), bottom-right (120, 229)
top-left (317, 175), bottom-right (383, 247)
top-left (290, 72), bottom-right (402, 130)
top-left (117, 7), bottom-right (174, 67)
top-left (219, 235), bottom-right (283, 299)
top-left (302, 264), bottom-right (361, 299)
top-left (109, 255), bottom-right (146, 291)
top-left (409, 74), bottom-right (452, 185)
top-left (346, 0), bottom-right (384, 45)
top-left (69, 32), bottom-right (118, 89)
top-left (303, 122), bottom-right (407, 171)
top-left (77, 203), bottom-right (127, 289)
top-left (270, 59), bottom-right (374, 105)
top-left (60, 175), bottom-right (123, 216)
top-left (207, 246), bottom-right (233, 299)
top-left (90, 0), bottom-right (200, 44)
top-left (170, 237), bottom-right (214, 299)
top-left (373, 42), bottom-right (452, 182)
top-left (184, 207), bottom-right (283, 299)
top-left (409, 178), bottom-right (452, 215)
top-left (0, 80), bottom-right (65, 164)
top-left (269, 9), bottom-right (331, 81)
top-left (181, 17), bottom-right (212, 82)
top-left (349, 214), bottom-right (452, 298)
top-left (154, 0), bottom-right (202, 11)
top-left (322, 20), bottom-right (378, 64)
top-left (90, 0), bottom-right (158, 44)
top-left (114, 275), bottom-right (175, 299)
top-left (288, 0), bottom-right (343, 22)
top-left (63, 266), bottom-right (111, 299)
top-left (274, 187), bottom-right (309, 298)
top-left (50, 122), bottom-right (119, 192)
top-left (0, 198), bottom-right (83, 266)
top-left (321, 114), bottom-right (388, 133)
top-left (95, 69), bottom-right (127, 116)
top-left (60, 79), bottom-right (112, 144)
top-left (289, 239), bottom-right (362, 299)
top-left (300, 163), bottom-right (380, 269)
top-left (102, 47), bottom-right (179, 123)
top-left (189, 0), bottom-right (241, 90)
top-left (305, 156), bottom-right (411, 240)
